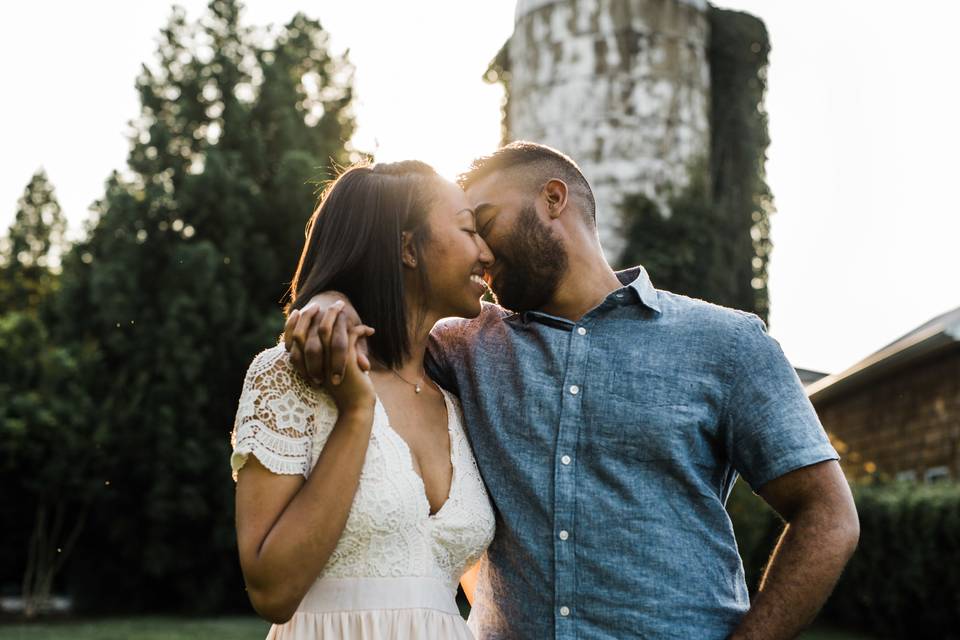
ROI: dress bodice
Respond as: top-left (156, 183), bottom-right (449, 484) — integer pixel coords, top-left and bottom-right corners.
top-left (231, 344), bottom-right (495, 591)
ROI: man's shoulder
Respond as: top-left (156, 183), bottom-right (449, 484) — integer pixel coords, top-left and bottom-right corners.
top-left (655, 289), bottom-right (762, 338)
top-left (432, 301), bottom-right (507, 336)
top-left (430, 301), bottom-right (507, 347)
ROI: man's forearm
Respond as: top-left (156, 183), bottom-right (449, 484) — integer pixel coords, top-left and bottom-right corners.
top-left (729, 510), bottom-right (859, 640)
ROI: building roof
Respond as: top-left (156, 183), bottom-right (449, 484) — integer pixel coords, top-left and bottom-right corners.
top-left (806, 305), bottom-right (960, 405)
top-left (795, 368), bottom-right (829, 386)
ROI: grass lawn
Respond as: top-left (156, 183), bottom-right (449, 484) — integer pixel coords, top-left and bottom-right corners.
top-left (800, 628), bottom-right (877, 640)
top-left (0, 616), bottom-right (270, 640)
top-left (0, 617), bottom-right (876, 639)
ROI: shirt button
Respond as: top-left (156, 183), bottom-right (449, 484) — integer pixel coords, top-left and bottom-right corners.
top-left (561, 454), bottom-right (571, 465)
top-left (569, 385), bottom-right (579, 395)
top-left (559, 530), bottom-right (569, 540)
top-left (560, 606), bottom-right (571, 617)
top-left (577, 327), bottom-right (587, 335)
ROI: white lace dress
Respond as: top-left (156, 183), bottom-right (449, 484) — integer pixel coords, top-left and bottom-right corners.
top-left (231, 344), bottom-right (495, 639)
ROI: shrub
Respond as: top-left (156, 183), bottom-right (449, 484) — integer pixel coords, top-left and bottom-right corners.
top-left (728, 478), bottom-right (960, 639)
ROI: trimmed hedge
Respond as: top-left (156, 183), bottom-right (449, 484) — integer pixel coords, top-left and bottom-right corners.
top-left (728, 479), bottom-right (960, 639)
top-left (824, 481), bottom-right (960, 639)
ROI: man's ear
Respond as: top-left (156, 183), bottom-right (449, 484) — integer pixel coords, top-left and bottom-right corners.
top-left (542, 179), bottom-right (568, 220)
top-left (401, 231), bottom-right (418, 268)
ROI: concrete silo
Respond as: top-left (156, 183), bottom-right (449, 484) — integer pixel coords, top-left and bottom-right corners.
top-left (498, 0), bottom-right (712, 260)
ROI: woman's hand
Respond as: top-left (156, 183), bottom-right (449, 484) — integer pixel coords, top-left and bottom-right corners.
top-left (284, 293), bottom-right (369, 387)
top-left (317, 301), bottom-right (376, 415)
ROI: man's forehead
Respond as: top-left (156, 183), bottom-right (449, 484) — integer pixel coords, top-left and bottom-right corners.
top-left (465, 171), bottom-right (522, 207)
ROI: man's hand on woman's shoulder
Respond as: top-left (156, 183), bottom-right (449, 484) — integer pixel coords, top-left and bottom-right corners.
top-left (283, 292), bottom-right (370, 387)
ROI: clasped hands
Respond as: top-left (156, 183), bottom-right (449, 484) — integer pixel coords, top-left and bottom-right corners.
top-left (283, 293), bottom-right (373, 390)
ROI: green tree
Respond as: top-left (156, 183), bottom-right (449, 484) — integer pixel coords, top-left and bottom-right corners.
top-left (0, 313), bottom-right (100, 618)
top-left (0, 171), bottom-right (93, 618)
top-left (0, 170), bottom-right (67, 312)
top-left (47, 0), bottom-right (356, 612)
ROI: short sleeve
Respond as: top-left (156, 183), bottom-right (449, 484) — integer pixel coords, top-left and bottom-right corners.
top-left (427, 317), bottom-right (467, 394)
top-left (427, 302), bottom-right (504, 393)
top-left (722, 314), bottom-right (839, 491)
top-left (230, 344), bottom-right (338, 481)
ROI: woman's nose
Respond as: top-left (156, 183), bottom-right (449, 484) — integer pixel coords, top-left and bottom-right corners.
top-left (476, 235), bottom-right (495, 267)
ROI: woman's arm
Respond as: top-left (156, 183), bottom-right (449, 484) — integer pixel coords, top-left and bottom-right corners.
top-left (236, 404), bottom-right (373, 623)
top-left (235, 310), bottom-right (376, 624)
top-left (460, 560), bottom-right (481, 606)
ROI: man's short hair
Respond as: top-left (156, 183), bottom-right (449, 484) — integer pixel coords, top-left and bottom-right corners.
top-left (458, 141), bottom-right (597, 227)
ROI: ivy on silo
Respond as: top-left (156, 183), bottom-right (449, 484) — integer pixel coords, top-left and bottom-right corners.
top-left (484, 7), bottom-right (772, 322)
top-left (620, 7), bottom-right (773, 322)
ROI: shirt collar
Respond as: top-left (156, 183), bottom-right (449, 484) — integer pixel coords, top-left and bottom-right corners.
top-left (615, 265), bottom-right (662, 314)
top-left (504, 264), bottom-right (662, 325)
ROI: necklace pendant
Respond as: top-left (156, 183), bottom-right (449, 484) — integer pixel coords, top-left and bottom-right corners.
top-left (415, 383), bottom-right (422, 394)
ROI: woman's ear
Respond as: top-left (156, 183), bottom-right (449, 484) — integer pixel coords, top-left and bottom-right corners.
top-left (401, 231), bottom-right (418, 268)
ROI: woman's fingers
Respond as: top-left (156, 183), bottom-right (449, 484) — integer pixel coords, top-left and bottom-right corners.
top-left (291, 305), bottom-right (318, 350)
top-left (356, 326), bottom-right (375, 372)
top-left (283, 308), bottom-right (300, 352)
top-left (329, 308), bottom-right (352, 385)
top-left (344, 325), bottom-right (374, 371)
top-left (286, 303), bottom-right (370, 386)
top-left (287, 305), bottom-right (319, 379)
top-left (302, 326), bottom-right (324, 386)
top-left (316, 301), bottom-right (344, 383)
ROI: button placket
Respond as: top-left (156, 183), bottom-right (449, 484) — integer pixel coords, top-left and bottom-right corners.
top-left (553, 318), bottom-right (589, 637)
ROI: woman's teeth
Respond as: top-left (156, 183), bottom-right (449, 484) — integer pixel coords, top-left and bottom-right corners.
top-left (470, 274), bottom-right (487, 289)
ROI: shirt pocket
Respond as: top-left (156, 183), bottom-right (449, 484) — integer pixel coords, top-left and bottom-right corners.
top-left (590, 400), bottom-right (697, 462)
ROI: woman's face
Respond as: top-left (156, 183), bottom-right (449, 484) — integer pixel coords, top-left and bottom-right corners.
top-left (416, 179), bottom-right (494, 319)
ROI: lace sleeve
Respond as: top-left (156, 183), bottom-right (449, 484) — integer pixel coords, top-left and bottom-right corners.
top-left (230, 344), bottom-right (337, 481)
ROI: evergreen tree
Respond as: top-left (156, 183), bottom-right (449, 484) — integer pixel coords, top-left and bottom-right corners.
top-left (49, 0), bottom-right (355, 612)
top-left (0, 170), bottom-right (94, 618)
top-left (0, 312), bottom-right (99, 618)
top-left (0, 170), bottom-right (66, 312)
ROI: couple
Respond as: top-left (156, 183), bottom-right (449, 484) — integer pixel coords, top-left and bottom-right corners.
top-left (230, 143), bottom-right (859, 639)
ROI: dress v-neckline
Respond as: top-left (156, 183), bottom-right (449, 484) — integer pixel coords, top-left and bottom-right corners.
top-left (374, 386), bottom-right (456, 519)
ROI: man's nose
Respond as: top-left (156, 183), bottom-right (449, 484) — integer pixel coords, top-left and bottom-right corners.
top-left (477, 236), bottom-right (495, 267)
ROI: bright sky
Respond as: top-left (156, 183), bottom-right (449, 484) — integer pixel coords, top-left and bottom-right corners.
top-left (1, 1), bottom-right (958, 374)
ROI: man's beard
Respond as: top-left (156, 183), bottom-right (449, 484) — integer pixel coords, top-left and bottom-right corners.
top-left (490, 203), bottom-right (568, 313)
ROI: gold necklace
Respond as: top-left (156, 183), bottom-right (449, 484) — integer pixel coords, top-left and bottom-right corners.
top-left (388, 367), bottom-right (424, 394)
top-left (372, 357), bottom-right (426, 394)
top-left (381, 363), bottom-right (423, 393)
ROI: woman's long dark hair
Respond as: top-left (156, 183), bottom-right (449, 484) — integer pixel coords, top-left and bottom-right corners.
top-left (286, 161), bottom-right (440, 368)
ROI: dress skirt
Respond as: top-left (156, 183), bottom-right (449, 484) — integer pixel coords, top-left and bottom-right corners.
top-left (265, 576), bottom-right (474, 640)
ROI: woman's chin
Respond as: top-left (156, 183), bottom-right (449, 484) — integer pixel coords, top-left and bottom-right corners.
top-left (459, 296), bottom-right (483, 318)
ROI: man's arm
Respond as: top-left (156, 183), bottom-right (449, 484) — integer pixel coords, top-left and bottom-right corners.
top-left (728, 460), bottom-right (859, 640)
top-left (284, 293), bottom-right (365, 386)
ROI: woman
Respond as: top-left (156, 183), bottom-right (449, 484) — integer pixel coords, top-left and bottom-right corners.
top-left (230, 161), bottom-right (496, 638)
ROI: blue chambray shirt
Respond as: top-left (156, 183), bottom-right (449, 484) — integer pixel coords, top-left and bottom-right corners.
top-left (426, 266), bottom-right (838, 639)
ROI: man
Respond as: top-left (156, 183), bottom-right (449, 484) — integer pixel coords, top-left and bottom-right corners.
top-left (284, 142), bottom-right (859, 639)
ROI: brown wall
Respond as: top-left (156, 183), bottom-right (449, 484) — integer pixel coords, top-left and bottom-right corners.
top-left (812, 348), bottom-right (960, 482)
